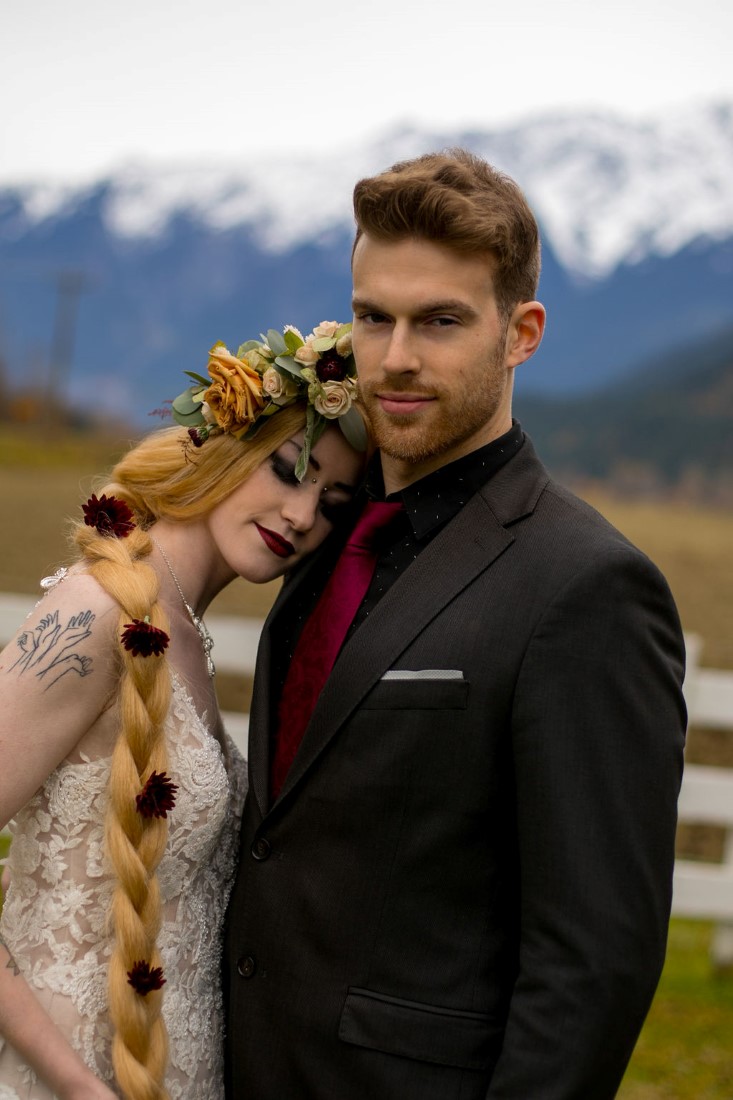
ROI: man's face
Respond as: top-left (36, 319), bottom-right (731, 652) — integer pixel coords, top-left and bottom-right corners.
top-left (351, 235), bottom-right (517, 491)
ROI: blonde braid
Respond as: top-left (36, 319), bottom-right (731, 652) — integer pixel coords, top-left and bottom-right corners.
top-left (67, 403), bottom-right (313, 1097)
top-left (75, 523), bottom-right (171, 1100)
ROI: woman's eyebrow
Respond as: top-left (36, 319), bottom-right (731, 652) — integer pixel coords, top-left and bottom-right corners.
top-left (307, 454), bottom-right (357, 495)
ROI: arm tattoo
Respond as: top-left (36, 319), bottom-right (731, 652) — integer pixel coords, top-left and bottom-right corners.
top-left (0, 931), bottom-right (21, 976)
top-left (10, 610), bottom-right (95, 688)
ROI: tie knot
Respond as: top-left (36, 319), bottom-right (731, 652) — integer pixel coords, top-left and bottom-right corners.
top-left (347, 501), bottom-right (404, 551)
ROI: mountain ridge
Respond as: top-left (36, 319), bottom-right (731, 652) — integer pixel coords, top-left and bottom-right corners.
top-left (1, 103), bottom-right (731, 422)
top-left (516, 326), bottom-right (733, 501)
top-left (3, 101), bottom-right (733, 279)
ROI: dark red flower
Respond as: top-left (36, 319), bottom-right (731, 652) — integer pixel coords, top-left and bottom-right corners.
top-left (315, 348), bottom-right (347, 383)
top-left (82, 494), bottom-right (135, 538)
top-left (187, 427), bottom-right (205, 447)
top-left (120, 619), bottom-right (170, 657)
top-left (127, 960), bottom-right (166, 995)
top-left (136, 771), bottom-right (178, 819)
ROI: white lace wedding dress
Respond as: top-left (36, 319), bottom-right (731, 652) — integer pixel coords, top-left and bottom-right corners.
top-left (0, 674), bottom-right (247, 1100)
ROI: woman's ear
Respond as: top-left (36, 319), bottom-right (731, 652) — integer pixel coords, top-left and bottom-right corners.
top-left (505, 301), bottom-right (546, 369)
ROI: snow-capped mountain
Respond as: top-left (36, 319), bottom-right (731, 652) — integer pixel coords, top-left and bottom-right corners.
top-left (7, 101), bottom-right (733, 277)
top-left (1, 101), bottom-right (732, 421)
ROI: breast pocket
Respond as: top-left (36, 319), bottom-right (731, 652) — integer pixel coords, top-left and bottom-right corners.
top-left (338, 987), bottom-right (501, 1070)
top-left (361, 672), bottom-right (469, 710)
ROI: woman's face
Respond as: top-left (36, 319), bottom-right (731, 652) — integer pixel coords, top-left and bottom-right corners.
top-left (205, 426), bottom-right (363, 585)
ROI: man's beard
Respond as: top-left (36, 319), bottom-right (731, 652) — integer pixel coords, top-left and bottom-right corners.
top-left (359, 347), bottom-right (508, 466)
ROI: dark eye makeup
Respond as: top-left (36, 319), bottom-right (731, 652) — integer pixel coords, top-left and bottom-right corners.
top-left (269, 451), bottom-right (352, 526)
top-left (269, 452), bottom-right (299, 487)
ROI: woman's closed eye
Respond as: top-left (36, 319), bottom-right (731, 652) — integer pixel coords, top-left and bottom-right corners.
top-left (269, 452), bottom-right (299, 487)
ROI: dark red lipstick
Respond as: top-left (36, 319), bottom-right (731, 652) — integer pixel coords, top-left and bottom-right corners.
top-left (255, 523), bottom-right (295, 558)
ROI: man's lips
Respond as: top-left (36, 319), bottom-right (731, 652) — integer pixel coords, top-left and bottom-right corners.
top-left (376, 393), bottom-right (435, 416)
top-left (255, 524), bottom-right (295, 558)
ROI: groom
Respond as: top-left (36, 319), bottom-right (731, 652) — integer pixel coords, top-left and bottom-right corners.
top-left (223, 149), bottom-right (686, 1098)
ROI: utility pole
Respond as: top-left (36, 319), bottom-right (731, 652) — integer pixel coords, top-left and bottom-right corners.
top-left (47, 269), bottom-right (87, 420)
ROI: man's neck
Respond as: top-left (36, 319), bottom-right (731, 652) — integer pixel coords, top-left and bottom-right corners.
top-left (381, 415), bottom-right (513, 495)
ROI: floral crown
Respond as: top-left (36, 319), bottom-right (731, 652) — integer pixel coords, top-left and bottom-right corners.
top-left (170, 320), bottom-right (365, 481)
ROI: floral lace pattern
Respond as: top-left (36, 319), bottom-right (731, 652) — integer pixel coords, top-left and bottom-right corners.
top-left (0, 675), bottom-right (247, 1099)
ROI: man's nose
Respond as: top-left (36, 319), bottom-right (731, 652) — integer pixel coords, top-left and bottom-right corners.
top-left (382, 324), bottom-right (419, 374)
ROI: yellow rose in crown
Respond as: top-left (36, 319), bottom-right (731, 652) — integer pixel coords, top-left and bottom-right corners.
top-left (204, 343), bottom-right (266, 433)
top-left (170, 320), bottom-right (365, 478)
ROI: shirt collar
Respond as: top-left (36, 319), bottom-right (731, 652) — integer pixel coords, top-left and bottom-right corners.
top-left (365, 420), bottom-right (525, 541)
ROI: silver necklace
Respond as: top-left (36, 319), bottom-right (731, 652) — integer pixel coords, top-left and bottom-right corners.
top-left (151, 536), bottom-right (215, 678)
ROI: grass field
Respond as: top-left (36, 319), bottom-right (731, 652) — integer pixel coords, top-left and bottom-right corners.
top-left (2, 429), bottom-right (733, 667)
top-left (2, 430), bottom-right (733, 1096)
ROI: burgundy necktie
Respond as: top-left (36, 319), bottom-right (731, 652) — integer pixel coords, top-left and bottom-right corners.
top-left (271, 501), bottom-right (404, 800)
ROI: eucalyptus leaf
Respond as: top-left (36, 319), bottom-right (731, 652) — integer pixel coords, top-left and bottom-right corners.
top-left (294, 448), bottom-right (308, 482)
top-left (171, 405), bottom-right (205, 428)
top-left (266, 329), bottom-right (288, 356)
top-left (274, 355), bottom-right (304, 379)
top-left (295, 404), bottom-right (316, 481)
top-left (311, 336), bottom-right (336, 353)
top-left (172, 388), bottom-right (205, 416)
top-left (237, 340), bottom-right (261, 356)
top-left (335, 323), bottom-right (351, 340)
top-left (339, 406), bottom-right (369, 453)
top-left (311, 414), bottom-right (327, 448)
top-left (283, 328), bottom-right (303, 353)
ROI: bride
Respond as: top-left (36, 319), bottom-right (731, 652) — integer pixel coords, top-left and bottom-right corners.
top-left (0, 323), bottom-right (364, 1100)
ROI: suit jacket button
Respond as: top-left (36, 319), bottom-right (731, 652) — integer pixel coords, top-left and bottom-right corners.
top-left (251, 837), bottom-right (271, 861)
top-left (237, 956), bottom-right (257, 979)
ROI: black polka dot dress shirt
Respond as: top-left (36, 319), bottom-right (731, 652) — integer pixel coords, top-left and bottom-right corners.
top-left (349, 420), bottom-right (525, 635)
top-left (275, 421), bottom-right (525, 684)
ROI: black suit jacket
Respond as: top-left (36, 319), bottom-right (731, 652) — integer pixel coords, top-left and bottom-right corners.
top-left (223, 437), bottom-right (686, 1100)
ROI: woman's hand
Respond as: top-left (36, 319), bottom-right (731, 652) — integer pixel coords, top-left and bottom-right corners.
top-left (0, 941), bottom-right (119, 1100)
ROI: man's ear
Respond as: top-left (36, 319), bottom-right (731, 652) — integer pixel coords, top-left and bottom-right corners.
top-left (505, 301), bottom-right (546, 368)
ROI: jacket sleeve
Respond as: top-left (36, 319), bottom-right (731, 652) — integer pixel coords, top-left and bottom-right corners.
top-left (486, 546), bottom-right (686, 1099)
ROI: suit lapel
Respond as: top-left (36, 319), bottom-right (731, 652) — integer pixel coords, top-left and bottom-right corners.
top-left (262, 437), bottom-right (550, 811)
top-left (246, 531), bottom-right (348, 817)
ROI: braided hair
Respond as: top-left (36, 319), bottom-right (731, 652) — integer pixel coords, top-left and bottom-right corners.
top-left (72, 407), bottom-right (308, 1098)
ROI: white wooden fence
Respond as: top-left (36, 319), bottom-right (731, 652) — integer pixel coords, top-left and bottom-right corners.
top-left (2, 593), bottom-right (733, 964)
top-left (671, 634), bottom-right (733, 967)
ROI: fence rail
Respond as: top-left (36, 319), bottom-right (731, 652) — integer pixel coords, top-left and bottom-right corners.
top-left (2, 592), bottom-right (733, 963)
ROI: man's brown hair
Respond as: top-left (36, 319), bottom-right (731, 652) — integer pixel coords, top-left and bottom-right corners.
top-left (352, 148), bottom-right (541, 318)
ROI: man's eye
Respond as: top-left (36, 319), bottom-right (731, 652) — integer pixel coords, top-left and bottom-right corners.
top-left (269, 453), bottom-right (299, 486)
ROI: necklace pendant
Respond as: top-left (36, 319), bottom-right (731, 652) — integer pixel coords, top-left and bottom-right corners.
top-left (150, 536), bottom-right (216, 678)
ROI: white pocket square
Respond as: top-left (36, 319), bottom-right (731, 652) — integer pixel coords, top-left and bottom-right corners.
top-left (381, 669), bottom-right (465, 681)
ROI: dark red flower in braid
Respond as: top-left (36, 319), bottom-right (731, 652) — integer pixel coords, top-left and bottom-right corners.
top-left (120, 618), bottom-right (170, 657)
top-left (136, 771), bottom-right (178, 819)
top-left (127, 960), bottom-right (166, 995)
top-left (82, 494), bottom-right (135, 538)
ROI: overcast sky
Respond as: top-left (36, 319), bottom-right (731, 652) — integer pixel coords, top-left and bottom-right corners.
top-left (2, 0), bottom-right (731, 184)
